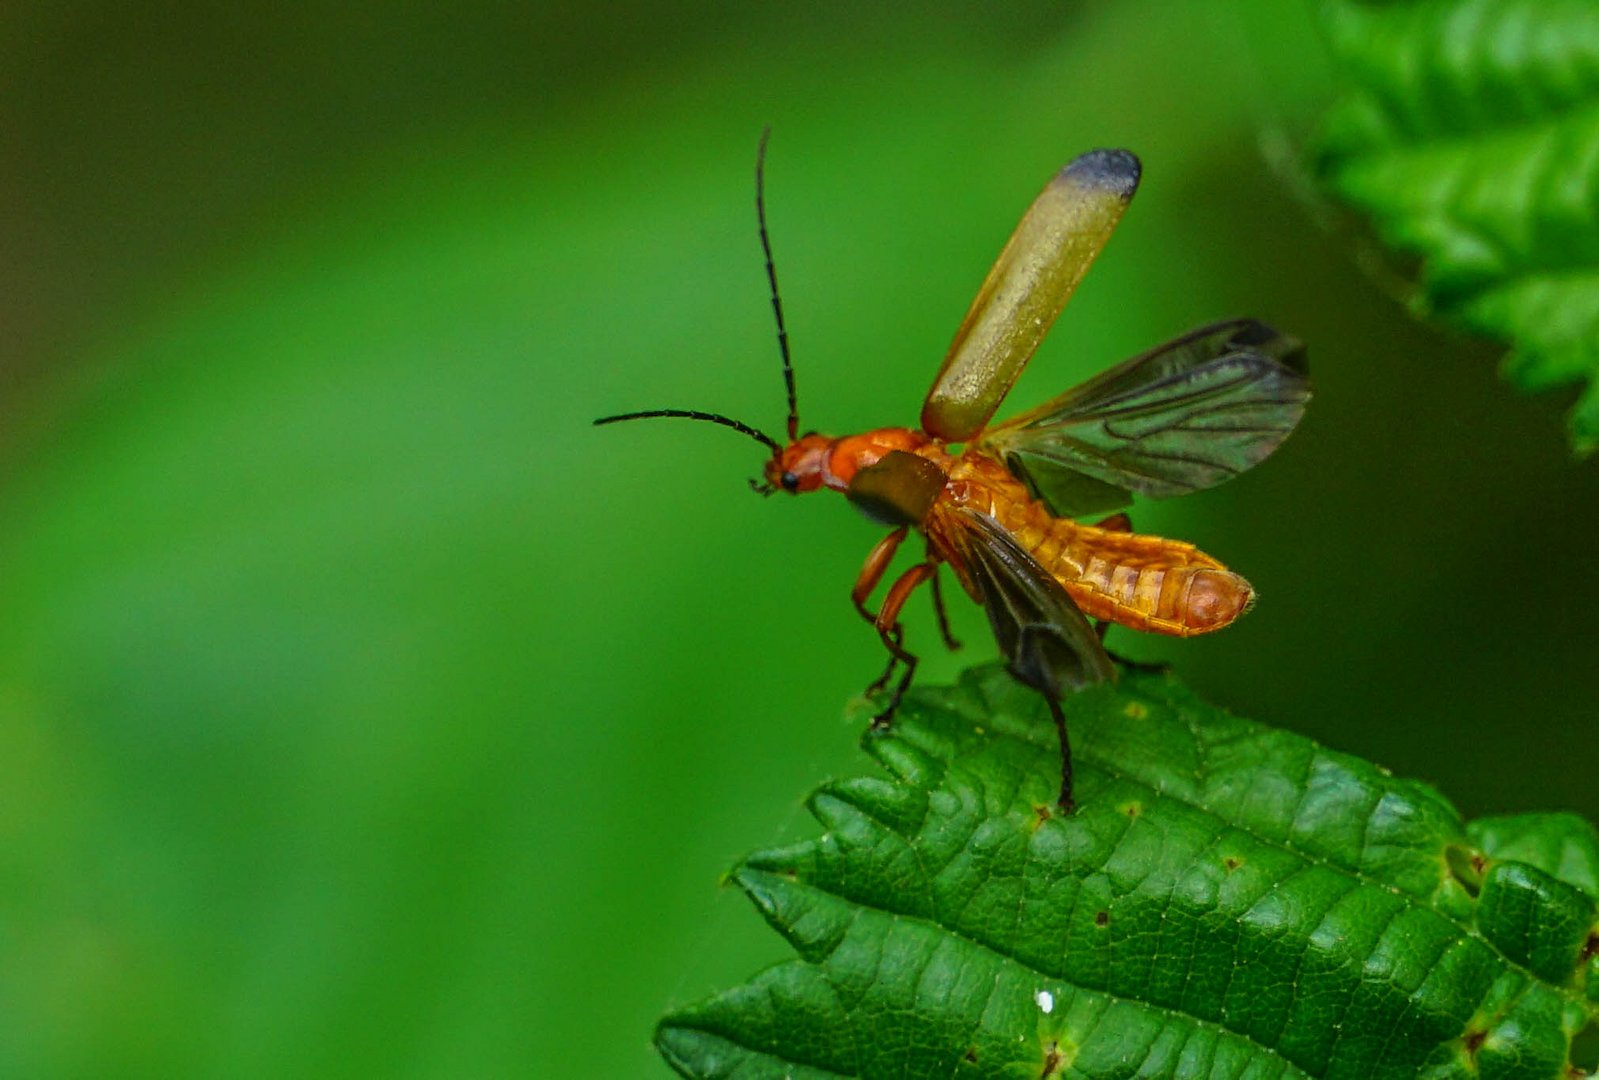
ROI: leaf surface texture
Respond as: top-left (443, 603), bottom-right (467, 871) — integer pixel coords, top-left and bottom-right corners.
top-left (660, 666), bottom-right (1599, 1079)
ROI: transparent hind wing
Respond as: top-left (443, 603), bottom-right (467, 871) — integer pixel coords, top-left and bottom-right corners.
top-left (977, 319), bottom-right (1309, 517)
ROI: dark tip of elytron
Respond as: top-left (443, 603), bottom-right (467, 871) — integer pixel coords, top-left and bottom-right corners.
top-left (1062, 148), bottom-right (1141, 199)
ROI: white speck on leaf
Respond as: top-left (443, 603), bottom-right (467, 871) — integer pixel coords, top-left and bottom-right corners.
top-left (1035, 990), bottom-right (1054, 1014)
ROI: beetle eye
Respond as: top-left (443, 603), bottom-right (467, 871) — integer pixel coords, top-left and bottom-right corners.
top-left (780, 471), bottom-right (800, 492)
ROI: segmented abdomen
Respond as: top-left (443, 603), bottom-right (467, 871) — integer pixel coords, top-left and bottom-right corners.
top-left (939, 452), bottom-right (1253, 636)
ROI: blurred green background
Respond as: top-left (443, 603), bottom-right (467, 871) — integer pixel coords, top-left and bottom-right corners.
top-left (1, 2), bottom-right (1595, 1076)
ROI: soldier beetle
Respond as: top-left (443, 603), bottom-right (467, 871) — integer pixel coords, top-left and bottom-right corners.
top-left (597, 133), bottom-right (1308, 809)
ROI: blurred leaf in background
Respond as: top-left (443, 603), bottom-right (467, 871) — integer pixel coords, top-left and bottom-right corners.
top-left (1316, 0), bottom-right (1599, 454)
top-left (0, 1), bottom-right (1595, 1077)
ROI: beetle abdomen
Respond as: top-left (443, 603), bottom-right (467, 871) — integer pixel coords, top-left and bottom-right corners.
top-left (950, 455), bottom-right (1253, 636)
top-left (1056, 537), bottom-right (1253, 635)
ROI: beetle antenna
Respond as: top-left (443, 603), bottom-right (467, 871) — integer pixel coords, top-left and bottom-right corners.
top-left (593, 409), bottom-right (782, 453)
top-left (756, 127), bottom-right (799, 442)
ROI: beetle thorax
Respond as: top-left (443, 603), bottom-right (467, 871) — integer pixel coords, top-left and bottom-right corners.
top-left (766, 427), bottom-right (930, 494)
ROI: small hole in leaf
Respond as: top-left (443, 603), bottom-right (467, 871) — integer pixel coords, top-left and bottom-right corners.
top-left (1121, 802), bottom-right (1142, 819)
top-left (1570, 1019), bottom-right (1599, 1073)
top-left (1033, 804), bottom-right (1053, 826)
top-left (1122, 702), bottom-right (1147, 720)
top-left (1462, 1029), bottom-right (1486, 1057)
top-left (1040, 1040), bottom-right (1064, 1078)
top-left (1094, 910), bottom-right (1109, 927)
top-left (1223, 856), bottom-right (1242, 872)
top-left (1445, 844), bottom-right (1486, 898)
top-left (1579, 931), bottom-right (1599, 966)
top-left (963, 1047), bottom-right (978, 1064)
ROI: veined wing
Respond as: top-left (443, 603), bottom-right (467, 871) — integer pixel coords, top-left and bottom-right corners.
top-left (976, 319), bottom-right (1309, 517)
top-left (921, 149), bottom-right (1141, 444)
top-left (934, 506), bottom-right (1114, 698)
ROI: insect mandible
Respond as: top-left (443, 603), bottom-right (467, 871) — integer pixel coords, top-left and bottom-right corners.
top-left (597, 133), bottom-right (1309, 810)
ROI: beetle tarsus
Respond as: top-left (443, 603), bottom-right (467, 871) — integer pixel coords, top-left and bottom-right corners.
top-left (870, 654), bottom-right (918, 730)
top-left (865, 664), bottom-right (896, 697)
top-left (869, 618), bottom-right (919, 729)
top-left (864, 626), bottom-right (904, 694)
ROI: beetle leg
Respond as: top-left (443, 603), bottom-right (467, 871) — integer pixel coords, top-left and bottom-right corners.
top-left (869, 562), bottom-right (936, 729)
top-left (1095, 613), bottom-right (1172, 674)
top-left (1104, 648), bottom-right (1172, 675)
top-left (1045, 696), bottom-right (1076, 812)
top-left (864, 624), bottom-right (904, 694)
top-left (925, 544), bottom-right (962, 652)
top-left (852, 526), bottom-right (908, 624)
top-left (853, 527), bottom-right (910, 691)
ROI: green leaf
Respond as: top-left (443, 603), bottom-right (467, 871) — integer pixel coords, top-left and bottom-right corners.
top-left (1314, 0), bottom-right (1599, 454)
top-left (657, 665), bottom-right (1599, 1079)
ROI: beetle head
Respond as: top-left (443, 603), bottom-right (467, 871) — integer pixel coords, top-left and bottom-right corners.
top-left (761, 434), bottom-right (831, 495)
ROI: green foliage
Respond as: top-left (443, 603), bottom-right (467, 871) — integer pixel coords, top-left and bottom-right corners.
top-left (658, 666), bottom-right (1599, 1079)
top-left (1315, 0), bottom-right (1599, 454)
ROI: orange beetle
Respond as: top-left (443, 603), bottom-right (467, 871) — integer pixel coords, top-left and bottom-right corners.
top-left (598, 134), bottom-right (1308, 809)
